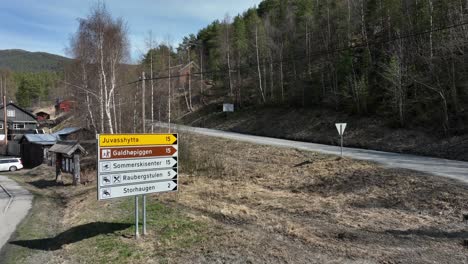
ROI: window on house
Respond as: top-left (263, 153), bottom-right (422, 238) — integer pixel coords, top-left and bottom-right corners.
top-left (13, 123), bottom-right (25, 129)
top-left (0, 123), bottom-right (3, 129)
top-left (7, 110), bottom-right (15, 117)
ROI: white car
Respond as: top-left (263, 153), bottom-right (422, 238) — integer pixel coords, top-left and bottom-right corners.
top-left (0, 158), bottom-right (23, 172)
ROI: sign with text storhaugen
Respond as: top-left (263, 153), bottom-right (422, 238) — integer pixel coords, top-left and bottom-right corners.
top-left (97, 134), bottom-right (178, 200)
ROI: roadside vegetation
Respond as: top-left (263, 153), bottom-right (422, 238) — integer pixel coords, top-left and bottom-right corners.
top-left (2, 133), bottom-right (467, 263)
top-left (180, 105), bottom-right (468, 161)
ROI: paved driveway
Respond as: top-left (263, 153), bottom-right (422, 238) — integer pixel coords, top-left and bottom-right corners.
top-left (0, 176), bottom-right (32, 251)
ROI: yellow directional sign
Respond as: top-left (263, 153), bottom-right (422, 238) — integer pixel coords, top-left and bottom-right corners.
top-left (99, 134), bottom-right (177, 147)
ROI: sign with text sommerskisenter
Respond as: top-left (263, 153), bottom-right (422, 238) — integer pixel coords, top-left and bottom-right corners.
top-left (97, 134), bottom-right (178, 200)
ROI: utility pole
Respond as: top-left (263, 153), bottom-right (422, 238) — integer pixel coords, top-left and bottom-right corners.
top-left (142, 72), bottom-right (146, 133)
top-left (150, 37), bottom-right (155, 133)
top-left (4, 95), bottom-right (8, 150)
top-left (142, 71), bottom-right (147, 236)
top-left (3, 75), bottom-right (7, 149)
top-left (188, 47), bottom-right (192, 111)
top-left (0, 76), bottom-right (3, 102)
top-left (168, 49), bottom-right (172, 133)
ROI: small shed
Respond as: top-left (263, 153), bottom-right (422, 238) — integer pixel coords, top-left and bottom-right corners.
top-left (49, 141), bottom-right (86, 185)
top-left (19, 134), bottom-right (58, 168)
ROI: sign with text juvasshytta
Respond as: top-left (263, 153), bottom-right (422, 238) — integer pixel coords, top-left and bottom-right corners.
top-left (97, 134), bottom-right (178, 200)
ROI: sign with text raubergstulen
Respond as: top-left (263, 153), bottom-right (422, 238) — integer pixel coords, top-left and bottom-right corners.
top-left (97, 134), bottom-right (178, 200)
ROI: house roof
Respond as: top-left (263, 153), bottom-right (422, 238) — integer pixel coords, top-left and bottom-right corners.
top-left (0, 103), bottom-right (37, 120)
top-left (179, 61), bottom-right (200, 72)
top-left (21, 134), bottom-right (58, 145)
top-left (54, 127), bottom-right (81, 136)
top-left (33, 106), bottom-right (55, 115)
top-left (49, 141), bottom-right (86, 156)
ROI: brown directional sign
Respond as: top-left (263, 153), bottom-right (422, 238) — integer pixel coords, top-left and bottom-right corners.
top-left (100, 146), bottom-right (178, 160)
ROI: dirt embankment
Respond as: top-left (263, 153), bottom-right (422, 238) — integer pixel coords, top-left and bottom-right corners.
top-left (180, 106), bottom-right (468, 161)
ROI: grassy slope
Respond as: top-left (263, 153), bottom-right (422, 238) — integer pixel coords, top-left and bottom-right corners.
top-left (1, 133), bottom-right (467, 263)
top-left (0, 49), bottom-right (70, 72)
top-left (179, 105), bottom-right (468, 161)
top-left (1, 166), bottom-right (205, 264)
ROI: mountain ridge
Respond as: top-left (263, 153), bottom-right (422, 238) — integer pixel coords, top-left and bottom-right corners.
top-left (0, 49), bottom-right (71, 72)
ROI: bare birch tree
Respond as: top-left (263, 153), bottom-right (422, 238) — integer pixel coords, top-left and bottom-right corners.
top-left (69, 3), bottom-right (129, 134)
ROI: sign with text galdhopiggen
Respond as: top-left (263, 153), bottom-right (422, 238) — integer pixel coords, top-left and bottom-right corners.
top-left (100, 146), bottom-right (177, 160)
top-left (97, 134), bottom-right (178, 200)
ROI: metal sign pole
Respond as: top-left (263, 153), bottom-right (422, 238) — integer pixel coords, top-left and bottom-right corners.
top-left (143, 195), bottom-right (147, 235)
top-left (335, 123), bottom-right (346, 158)
top-left (341, 133), bottom-right (343, 157)
top-left (135, 196), bottom-right (140, 239)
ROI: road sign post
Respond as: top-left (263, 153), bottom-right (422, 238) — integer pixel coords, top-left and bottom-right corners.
top-left (335, 123), bottom-right (347, 157)
top-left (97, 134), bottom-right (178, 239)
top-left (135, 196), bottom-right (139, 238)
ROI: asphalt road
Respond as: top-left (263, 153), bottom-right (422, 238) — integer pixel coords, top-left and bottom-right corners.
top-left (0, 176), bottom-right (32, 251)
top-left (162, 123), bottom-right (468, 184)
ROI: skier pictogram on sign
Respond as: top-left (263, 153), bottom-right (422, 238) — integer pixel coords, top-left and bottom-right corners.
top-left (102, 189), bottom-right (111, 198)
top-left (102, 176), bottom-right (111, 185)
top-left (102, 162), bottom-right (111, 171)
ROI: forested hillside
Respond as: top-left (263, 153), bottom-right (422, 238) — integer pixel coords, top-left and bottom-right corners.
top-left (149, 0), bottom-right (468, 135)
top-left (0, 49), bottom-right (70, 72)
top-left (0, 68), bottom-right (64, 108)
top-left (0, 50), bottom-right (67, 108)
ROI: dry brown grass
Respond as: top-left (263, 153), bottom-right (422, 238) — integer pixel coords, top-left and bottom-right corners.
top-left (5, 134), bottom-right (468, 263)
top-left (160, 134), bottom-right (468, 263)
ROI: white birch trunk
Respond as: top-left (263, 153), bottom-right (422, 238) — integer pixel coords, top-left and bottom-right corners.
top-left (280, 43), bottom-right (284, 102)
top-left (255, 26), bottom-right (265, 103)
top-left (428, 0), bottom-right (434, 58)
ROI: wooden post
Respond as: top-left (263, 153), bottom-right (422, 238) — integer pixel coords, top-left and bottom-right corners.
top-left (55, 153), bottom-right (63, 184)
top-left (73, 153), bottom-right (80, 185)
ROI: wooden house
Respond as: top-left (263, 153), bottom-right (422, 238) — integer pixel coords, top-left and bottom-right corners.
top-left (0, 103), bottom-right (39, 155)
top-left (0, 103), bottom-right (38, 139)
top-left (55, 99), bottom-right (75, 115)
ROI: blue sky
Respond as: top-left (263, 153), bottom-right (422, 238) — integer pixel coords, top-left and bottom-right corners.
top-left (0, 0), bottom-right (261, 62)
